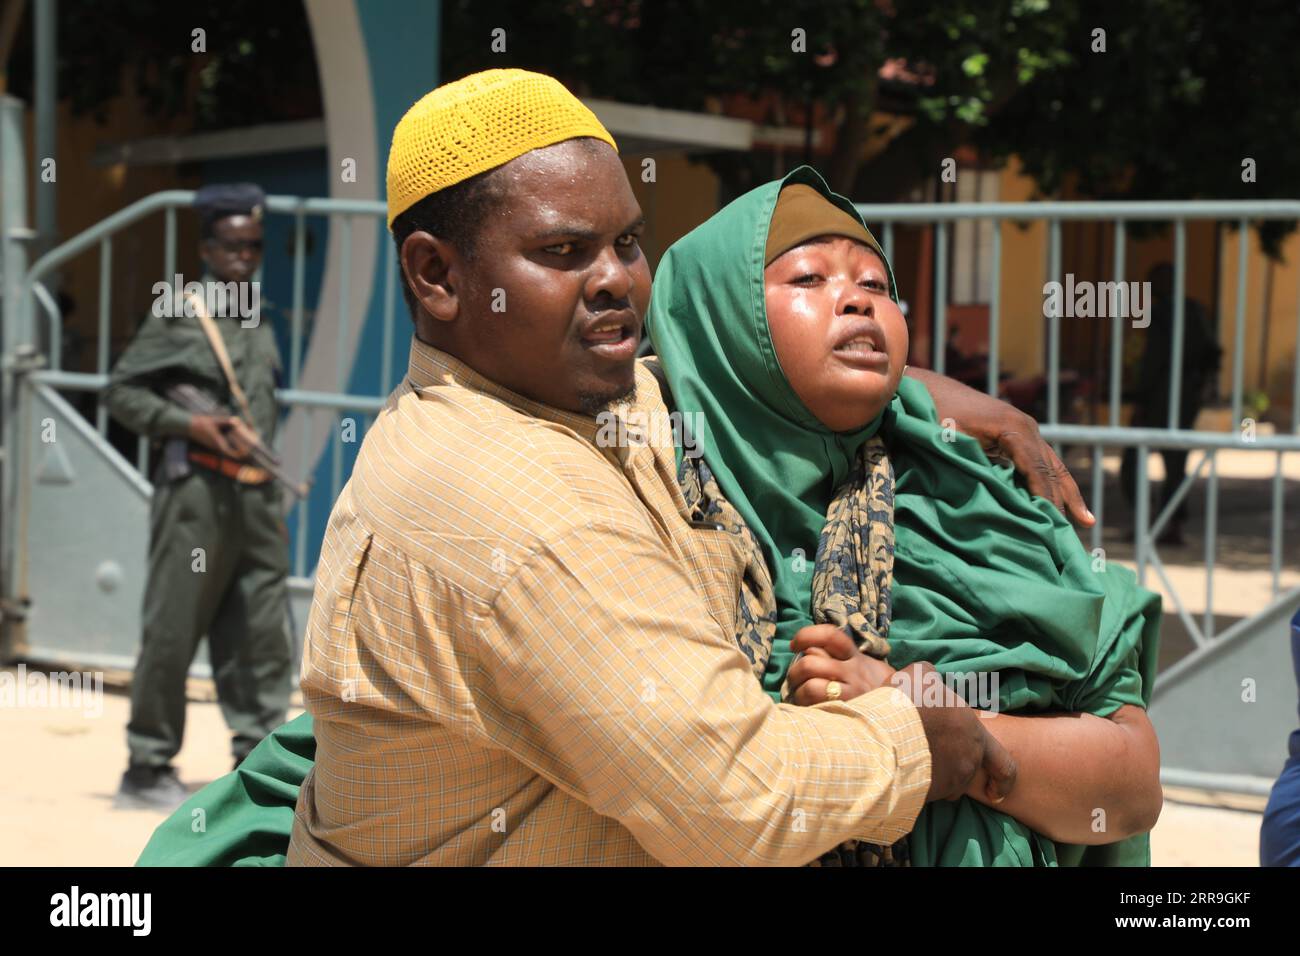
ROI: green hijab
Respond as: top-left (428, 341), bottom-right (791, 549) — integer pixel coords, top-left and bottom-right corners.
top-left (645, 166), bottom-right (1161, 866)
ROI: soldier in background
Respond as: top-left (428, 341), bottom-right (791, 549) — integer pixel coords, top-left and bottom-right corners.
top-left (106, 183), bottom-right (292, 810)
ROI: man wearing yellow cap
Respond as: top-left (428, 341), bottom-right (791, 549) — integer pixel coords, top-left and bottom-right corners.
top-left (137, 69), bottom-right (1087, 866)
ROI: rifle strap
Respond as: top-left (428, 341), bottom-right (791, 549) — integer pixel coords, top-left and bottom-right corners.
top-left (184, 291), bottom-right (261, 438)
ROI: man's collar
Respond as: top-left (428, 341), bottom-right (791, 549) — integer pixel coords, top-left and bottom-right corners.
top-left (406, 335), bottom-right (607, 443)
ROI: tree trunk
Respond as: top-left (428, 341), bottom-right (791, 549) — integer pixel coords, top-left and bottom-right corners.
top-left (824, 73), bottom-right (878, 195)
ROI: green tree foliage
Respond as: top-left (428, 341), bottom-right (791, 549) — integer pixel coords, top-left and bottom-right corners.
top-left (12, 0), bottom-right (1298, 249)
top-left (442, 0), bottom-right (1075, 200)
top-left (447, 0), bottom-right (1299, 252)
top-left (977, 0), bottom-right (1300, 254)
top-left (7, 0), bottom-right (320, 128)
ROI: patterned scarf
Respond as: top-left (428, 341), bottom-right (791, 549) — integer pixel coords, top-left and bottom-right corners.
top-left (676, 434), bottom-right (907, 867)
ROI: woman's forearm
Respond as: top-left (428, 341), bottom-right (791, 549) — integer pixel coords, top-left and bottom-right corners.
top-left (963, 705), bottom-right (1162, 845)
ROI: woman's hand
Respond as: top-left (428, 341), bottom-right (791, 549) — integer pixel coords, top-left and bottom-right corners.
top-left (786, 624), bottom-right (896, 705)
top-left (789, 633), bottom-right (1019, 803)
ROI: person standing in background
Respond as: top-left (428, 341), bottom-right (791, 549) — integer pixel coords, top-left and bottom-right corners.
top-left (1120, 262), bottom-right (1222, 546)
top-left (106, 184), bottom-right (292, 810)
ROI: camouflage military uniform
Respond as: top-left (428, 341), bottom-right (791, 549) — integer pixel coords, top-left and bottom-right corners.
top-left (105, 296), bottom-right (292, 769)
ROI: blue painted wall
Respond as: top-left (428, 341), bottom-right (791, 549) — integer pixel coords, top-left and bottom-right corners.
top-left (298, 0), bottom-right (440, 570)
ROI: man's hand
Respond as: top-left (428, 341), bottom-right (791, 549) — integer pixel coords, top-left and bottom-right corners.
top-left (905, 367), bottom-right (1094, 527)
top-left (224, 417), bottom-right (261, 459)
top-left (892, 661), bottom-right (1017, 804)
top-left (187, 413), bottom-right (257, 460)
top-left (787, 624), bottom-right (896, 704)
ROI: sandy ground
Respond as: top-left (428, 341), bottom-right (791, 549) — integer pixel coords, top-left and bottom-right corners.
top-left (0, 673), bottom-right (1268, 867)
top-left (0, 676), bottom-right (304, 867)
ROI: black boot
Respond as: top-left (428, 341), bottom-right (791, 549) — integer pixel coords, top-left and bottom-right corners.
top-left (114, 764), bottom-right (188, 811)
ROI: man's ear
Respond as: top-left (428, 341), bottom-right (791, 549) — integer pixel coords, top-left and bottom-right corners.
top-left (401, 231), bottom-right (462, 324)
top-left (197, 240), bottom-right (212, 273)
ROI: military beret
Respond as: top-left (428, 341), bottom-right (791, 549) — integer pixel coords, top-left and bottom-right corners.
top-left (194, 183), bottom-right (266, 235)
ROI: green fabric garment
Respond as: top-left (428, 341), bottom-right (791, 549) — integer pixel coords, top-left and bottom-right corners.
top-left (644, 165), bottom-right (1161, 867)
top-left (136, 711), bottom-right (315, 866)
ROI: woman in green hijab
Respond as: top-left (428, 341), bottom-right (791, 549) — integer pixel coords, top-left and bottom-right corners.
top-left (644, 166), bottom-right (1163, 866)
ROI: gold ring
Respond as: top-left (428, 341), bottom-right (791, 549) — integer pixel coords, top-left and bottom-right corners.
top-left (826, 680), bottom-right (842, 701)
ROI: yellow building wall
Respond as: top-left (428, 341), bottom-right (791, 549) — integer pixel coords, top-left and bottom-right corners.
top-left (621, 152), bottom-right (719, 271)
top-left (995, 157), bottom-right (1047, 377)
top-left (992, 155), bottom-right (1297, 431)
top-left (1217, 226), bottom-right (1300, 425)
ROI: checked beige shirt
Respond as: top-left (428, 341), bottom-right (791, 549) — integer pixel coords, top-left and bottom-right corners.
top-left (287, 337), bottom-right (931, 866)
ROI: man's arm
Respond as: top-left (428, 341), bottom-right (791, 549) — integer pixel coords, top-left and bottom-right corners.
top-left (103, 313), bottom-right (194, 439)
top-left (464, 520), bottom-right (933, 866)
top-left (962, 705), bottom-right (1162, 845)
top-left (904, 366), bottom-right (1094, 527)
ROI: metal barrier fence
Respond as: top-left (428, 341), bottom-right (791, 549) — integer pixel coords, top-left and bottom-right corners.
top-left (3, 169), bottom-right (1298, 660)
top-left (859, 200), bottom-right (1300, 648)
top-left (860, 201), bottom-right (1300, 430)
top-left (9, 189), bottom-right (394, 584)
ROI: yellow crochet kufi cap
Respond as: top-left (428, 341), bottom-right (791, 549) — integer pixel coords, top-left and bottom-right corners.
top-left (386, 69), bottom-right (618, 227)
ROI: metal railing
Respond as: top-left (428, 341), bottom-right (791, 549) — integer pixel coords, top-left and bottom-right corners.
top-left (859, 200), bottom-right (1300, 430)
top-left (859, 200), bottom-right (1300, 646)
top-left (4, 184), bottom-right (1297, 651)
top-left (13, 190), bottom-right (397, 579)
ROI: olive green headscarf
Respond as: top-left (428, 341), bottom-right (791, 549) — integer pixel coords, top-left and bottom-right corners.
top-left (645, 166), bottom-right (1161, 866)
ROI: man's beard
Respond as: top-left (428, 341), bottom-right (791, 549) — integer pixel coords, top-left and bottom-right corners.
top-left (577, 381), bottom-right (637, 416)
